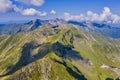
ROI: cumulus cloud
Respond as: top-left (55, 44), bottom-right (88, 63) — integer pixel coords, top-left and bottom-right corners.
top-left (0, 0), bottom-right (23, 13)
top-left (0, 0), bottom-right (47, 17)
top-left (16, 0), bottom-right (44, 6)
top-left (63, 7), bottom-right (120, 24)
top-left (21, 8), bottom-right (47, 16)
top-left (0, 0), bottom-right (14, 12)
top-left (64, 12), bottom-right (85, 21)
top-left (31, 0), bottom-right (44, 6)
top-left (50, 10), bottom-right (56, 15)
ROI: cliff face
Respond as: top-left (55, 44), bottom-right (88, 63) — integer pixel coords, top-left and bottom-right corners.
top-left (0, 23), bottom-right (120, 80)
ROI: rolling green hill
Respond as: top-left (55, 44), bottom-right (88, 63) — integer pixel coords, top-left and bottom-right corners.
top-left (0, 23), bottom-right (120, 80)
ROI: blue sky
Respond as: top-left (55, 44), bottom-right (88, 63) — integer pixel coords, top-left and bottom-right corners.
top-left (0, 0), bottom-right (120, 24)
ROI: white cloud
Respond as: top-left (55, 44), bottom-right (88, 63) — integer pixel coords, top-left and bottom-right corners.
top-left (63, 7), bottom-right (120, 24)
top-left (103, 7), bottom-right (111, 14)
top-left (16, 0), bottom-right (44, 6)
top-left (0, 0), bottom-right (47, 17)
top-left (31, 0), bottom-right (44, 6)
top-left (64, 12), bottom-right (86, 22)
top-left (50, 10), bottom-right (56, 15)
top-left (0, 0), bottom-right (22, 13)
top-left (21, 8), bottom-right (47, 16)
top-left (0, 0), bottom-right (13, 12)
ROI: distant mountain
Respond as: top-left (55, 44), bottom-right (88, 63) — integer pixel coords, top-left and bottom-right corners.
top-left (0, 18), bottom-right (66, 35)
top-left (68, 20), bottom-right (120, 38)
top-left (0, 19), bottom-right (120, 38)
top-left (68, 21), bottom-right (87, 27)
top-left (0, 19), bottom-right (44, 34)
top-left (0, 24), bottom-right (5, 27)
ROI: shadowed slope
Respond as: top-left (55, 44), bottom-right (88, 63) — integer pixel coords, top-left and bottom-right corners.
top-left (0, 41), bottom-right (48, 77)
top-left (0, 41), bottom-right (84, 77)
top-left (52, 59), bottom-right (87, 80)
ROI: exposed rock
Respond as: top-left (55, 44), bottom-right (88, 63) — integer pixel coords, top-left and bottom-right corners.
top-left (101, 64), bottom-right (120, 75)
top-left (41, 61), bottom-right (51, 80)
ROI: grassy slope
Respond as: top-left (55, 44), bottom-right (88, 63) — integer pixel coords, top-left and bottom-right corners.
top-left (0, 24), bottom-right (120, 80)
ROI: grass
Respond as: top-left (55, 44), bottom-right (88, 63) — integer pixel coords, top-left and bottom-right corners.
top-left (0, 24), bottom-right (120, 80)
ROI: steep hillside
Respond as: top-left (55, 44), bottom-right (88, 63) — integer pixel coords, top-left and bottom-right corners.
top-left (0, 24), bottom-right (120, 80)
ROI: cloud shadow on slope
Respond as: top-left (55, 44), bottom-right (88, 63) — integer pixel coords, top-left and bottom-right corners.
top-left (51, 59), bottom-right (87, 80)
top-left (0, 41), bottom-right (84, 77)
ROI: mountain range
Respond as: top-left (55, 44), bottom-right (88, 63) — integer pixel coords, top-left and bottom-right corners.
top-left (0, 19), bottom-right (120, 38)
top-left (0, 19), bottom-right (120, 80)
